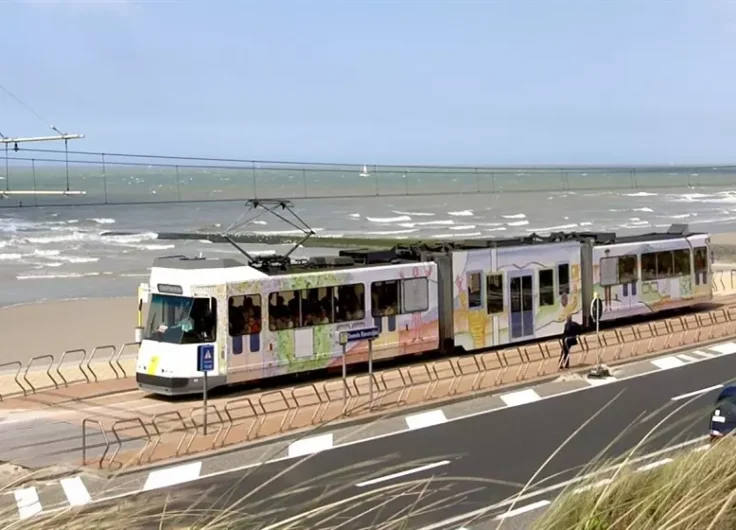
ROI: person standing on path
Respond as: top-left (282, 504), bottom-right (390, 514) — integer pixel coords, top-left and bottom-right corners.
top-left (560, 315), bottom-right (581, 370)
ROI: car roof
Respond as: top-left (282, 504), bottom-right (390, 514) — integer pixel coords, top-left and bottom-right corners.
top-left (716, 386), bottom-right (736, 401)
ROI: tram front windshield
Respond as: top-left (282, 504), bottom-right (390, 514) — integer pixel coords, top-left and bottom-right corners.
top-left (145, 294), bottom-right (217, 345)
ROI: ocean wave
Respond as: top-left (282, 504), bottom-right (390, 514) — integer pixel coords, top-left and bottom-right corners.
top-left (398, 220), bottom-right (455, 228)
top-left (16, 272), bottom-right (102, 281)
top-left (485, 227), bottom-right (507, 232)
top-left (525, 223), bottom-right (579, 232)
top-left (364, 229), bottom-right (420, 236)
top-left (507, 220), bottom-right (530, 227)
top-left (502, 213), bottom-right (527, 219)
top-left (625, 191), bottom-right (658, 197)
top-left (633, 207), bottom-right (654, 213)
top-left (348, 213), bottom-right (361, 218)
top-left (366, 216), bottom-right (412, 223)
top-left (448, 210), bottom-right (473, 217)
top-left (393, 210), bottom-right (435, 217)
top-left (0, 253), bottom-right (22, 261)
top-left (87, 218), bottom-right (116, 225)
top-left (450, 225), bottom-right (476, 230)
top-left (250, 228), bottom-right (325, 236)
top-left (47, 255), bottom-right (100, 264)
top-left (430, 232), bottom-right (482, 238)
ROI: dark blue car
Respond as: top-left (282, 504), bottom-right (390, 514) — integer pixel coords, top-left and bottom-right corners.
top-left (710, 386), bottom-right (736, 441)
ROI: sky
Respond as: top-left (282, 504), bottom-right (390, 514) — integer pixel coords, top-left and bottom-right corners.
top-left (2, 0), bottom-right (736, 165)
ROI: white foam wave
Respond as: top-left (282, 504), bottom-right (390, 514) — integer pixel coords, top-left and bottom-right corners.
top-left (364, 229), bottom-right (420, 236)
top-left (0, 253), bottom-right (22, 261)
top-left (33, 249), bottom-right (60, 257)
top-left (16, 272), bottom-right (102, 281)
top-left (138, 244), bottom-right (176, 251)
top-left (348, 213), bottom-right (361, 218)
top-left (450, 225), bottom-right (476, 230)
top-left (633, 207), bottom-right (654, 213)
top-left (625, 192), bottom-right (658, 197)
top-left (366, 216), bottom-right (412, 223)
top-left (88, 218), bottom-right (115, 224)
top-left (502, 213), bottom-right (527, 219)
top-left (398, 220), bottom-right (455, 228)
top-left (448, 210), bottom-right (473, 217)
top-left (669, 213), bottom-right (693, 219)
top-left (485, 227), bottom-right (507, 232)
top-left (47, 255), bottom-right (100, 264)
top-left (507, 220), bottom-right (530, 227)
top-left (251, 228), bottom-right (324, 236)
top-left (525, 223), bottom-right (579, 232)
top-left (393, 210), bottom-right (435, 217)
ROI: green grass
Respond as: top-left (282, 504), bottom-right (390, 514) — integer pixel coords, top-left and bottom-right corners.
top-left (3, 389), bottom-right (735, 529)
top-left (533, 438), bottom-right (736, 530)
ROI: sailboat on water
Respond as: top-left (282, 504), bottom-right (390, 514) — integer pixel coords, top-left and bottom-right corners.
top-left (359, 165), bottom-right (370, 177)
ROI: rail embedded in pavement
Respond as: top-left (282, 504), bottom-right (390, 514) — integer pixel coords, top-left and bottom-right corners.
top-left (80, 302), bottom-right (736, 471)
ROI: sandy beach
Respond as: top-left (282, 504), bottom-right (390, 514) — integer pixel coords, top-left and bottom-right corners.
top-left (0, 297), bottom-right (139, 366)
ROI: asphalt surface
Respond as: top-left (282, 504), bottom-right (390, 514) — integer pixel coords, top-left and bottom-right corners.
top-left (82, 352), bottom-right (736, 530)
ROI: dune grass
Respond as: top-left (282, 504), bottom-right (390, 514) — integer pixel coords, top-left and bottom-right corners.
top-left (1, 382), bottom-right (734, 529)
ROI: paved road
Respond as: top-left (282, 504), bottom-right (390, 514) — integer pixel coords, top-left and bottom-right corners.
top-left (76, 348), bottom-right (736, 530)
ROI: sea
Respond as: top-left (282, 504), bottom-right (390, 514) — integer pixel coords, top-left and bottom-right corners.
top-left (3, 160), bottom-right (736, 307)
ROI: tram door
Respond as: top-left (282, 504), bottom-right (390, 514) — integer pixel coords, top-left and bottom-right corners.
top-left (509, 273), bottom-right (534, 340)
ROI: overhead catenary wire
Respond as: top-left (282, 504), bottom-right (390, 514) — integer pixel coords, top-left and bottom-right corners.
top-left (0, 83), bottom-right (83, 194)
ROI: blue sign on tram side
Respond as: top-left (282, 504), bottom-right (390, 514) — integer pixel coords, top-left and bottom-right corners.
top-left (197, 344), bottom-right (215, 372)
top-left (339, 327), bottom-right (380, 346)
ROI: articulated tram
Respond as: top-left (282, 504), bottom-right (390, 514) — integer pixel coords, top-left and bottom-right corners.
top-left (135, 225), bottom-right (712, 395)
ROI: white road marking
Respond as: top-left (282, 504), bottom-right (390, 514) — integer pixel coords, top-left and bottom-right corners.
top-left (636, 458), bottom-right (673, 472)
top-left (709, 342), bottom-right (736, 355)
top-left (676, 354), bottom-right (698, 363)
top-left (493, 500), bottom-right (551, 520)
top-left (60, 476), bottom-right (91, 507)
top-left (405, 409), bottom-right (448, 430)
top-left (14, 487), bottom-right (42, 519)
top-left (500, 388), bottom-right (541, 407)
top-left (142, 461), bottom-right (202, 492)
top-left (651, 356), bottom-right (685, 370)
top-left (287, 433), bottom-right (334, 457)
top-left (692, 350), bottom-right (715, 359)
top-left (572, 478), bottom-right (612, 494)
top-left (355, 460), bottom-right (451, 488)
top-left (671, 384), bottom-right (724, 401)
top-left (413, 436), bottom-right (709, 530)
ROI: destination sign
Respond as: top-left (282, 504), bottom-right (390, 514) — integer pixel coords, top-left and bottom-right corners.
top-left (157, 283), bottom-right (183, 295)
top-left (339, 327), bottom-right (380, 345)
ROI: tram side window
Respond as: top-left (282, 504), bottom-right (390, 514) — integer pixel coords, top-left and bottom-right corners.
top-left (402, 277), bottom-right (429, 313)
top-left (335, 284), bottom-right (365, 323)
top-left (694, 246), bottom-right (709, 285)
top-left (371, 280), bottom-right (400, 317)
top-left (467, 272), bottom-right (482, 309)
top-left (269, 291), bottom-right (300, 331)
top-left (656, 251), bottom-right (674, 278)
top-left (694, 247), bottom-right (708, 273)
top-left (228, 295), bottom-right (262, 336)
top-left (539, 268), bottom-right (554, 307)
top-left (557, 264), bottom-right (570, 296)
top-left (673, 249), bottom-right (691, 276)
top-left (300, 286), bottom-right (334, 326)
top-left (641, 252), bottom-right (658, 281)
top-left (618, 255), bottom-right (638, 284)
top-left (486, 273), bottom-right (503, 314)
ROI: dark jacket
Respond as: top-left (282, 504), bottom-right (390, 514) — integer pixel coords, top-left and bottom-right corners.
top-left (563, 319), bottom-right (581, 346)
